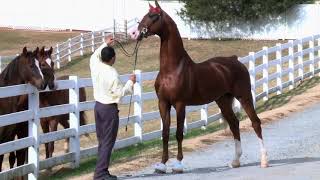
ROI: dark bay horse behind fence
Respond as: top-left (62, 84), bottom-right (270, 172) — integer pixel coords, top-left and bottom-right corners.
top-left (130, 0), bottom-right (268, 173)
top-left (7, 47), bottom-right (57, 170)
top-left (39, 75), bottom-right (88, 160)
top-left (0, 47), bottom-right (47, 172)
top-left (10, 77), bottom-right (88, 169)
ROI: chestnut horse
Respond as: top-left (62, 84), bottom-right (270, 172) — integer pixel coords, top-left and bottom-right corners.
top-left (0, 47), bottom-right (47, 172)
top-left (130, 0), bottom-right (268, 173)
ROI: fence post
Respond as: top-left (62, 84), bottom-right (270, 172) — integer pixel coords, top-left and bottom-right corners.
top-left (183, 117), bottom-right (188, 135)
top-left (249, 52), bottom-right (256, 108)
top-left (28, 86), bottom-right (40, 180)
top-left (68, 38), bottom-right (72, 62)
top-left (309, 36), bottom-right (315, 77)
top-left (124, 19), bottom-right (128, 41)
top-left (232, 99), bottom-right (241, 113)
top-left (298, 40), bottom-right (304, 80)
top-left (288, 40), bottom-right (294, 90)
top-left (0, 56), bottom-right (2, 73)
top-left (69, 76), bottom-right (80, 168)
top-left (80, 33), bottom-right (84, 56)
top-left (134, 70), bottom-right (143, 142)
top-left (276, 43), bottom-right (282, 95)
top-left (102, 31), bottom-right (105, 44)
top-left (91, 31), bottom-right (95, 53)
top-left (113, 19), bottom-right (116, 38)
top-left (56, 44), bottom-right (61, 69)
top-left (262, 46), bottom-right (269, 101)
top-left (201, 104), bottom-right (208, 130)
top-left (318, 38), bottom-right (320, 76)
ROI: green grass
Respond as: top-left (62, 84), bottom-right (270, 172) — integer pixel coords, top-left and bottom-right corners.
top-left (0, 30), bottom-right (79, 55)
top-left (44, 76), bottom-right (320, 180)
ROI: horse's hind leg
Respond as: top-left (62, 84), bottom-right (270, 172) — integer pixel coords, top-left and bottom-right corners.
top-left (16, 122), bottom-right (28, 167)
top-left (238, 96), bottom-right (268, 168)
top-left (41, 119), bottom-right (50, 159)
top-left (173, 102), bottom-right (186, 173)
top-left (48, 119), bottom-right (59, 158)
top-left (58, 116), bottom-right (70, 152)
top-left (9, 151), bottom-right (16, 168)
top-left (0, 154), bottom-right (3, 171)
top-left (216, 94), bottom-right (242, 168)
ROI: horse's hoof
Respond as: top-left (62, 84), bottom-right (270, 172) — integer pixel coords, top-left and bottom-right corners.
top-left (172, 161), bottom-right (184, 173)
top-left (261, 160), bottom-right (269, 168)
top-left (261, 153), bottom-right (269, 168)
top-left (154, 163), bottom-right (166, 173)
top-left (154, 163), bottom-right (166, 174)
top-left (229, 160), bottom-right (241, 168)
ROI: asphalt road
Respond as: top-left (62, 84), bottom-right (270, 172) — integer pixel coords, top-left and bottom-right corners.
top-left (121, 103), bottom-right (320, 180)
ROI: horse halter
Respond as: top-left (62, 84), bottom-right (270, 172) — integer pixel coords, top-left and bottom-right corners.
top-left (139, 12), bottom-right (162, 39)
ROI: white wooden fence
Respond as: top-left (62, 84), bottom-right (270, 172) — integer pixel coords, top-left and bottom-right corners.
top-left (0, 18), bottom-right (138, 73)
top-left (1, 34), bottom-right (320, 179)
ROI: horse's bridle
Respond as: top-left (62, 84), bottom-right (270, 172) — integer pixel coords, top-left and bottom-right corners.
top-left (139, 12), bottom-right (162, 39)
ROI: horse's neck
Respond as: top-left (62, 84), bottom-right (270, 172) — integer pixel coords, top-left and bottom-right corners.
top-left (0, 59), bottom-right (23, 87)
top-left (159, 16), bottom-right (192, 72)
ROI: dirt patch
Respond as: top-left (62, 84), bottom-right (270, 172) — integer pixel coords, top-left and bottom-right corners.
top-left (69, 82), bottom-right (320, 180)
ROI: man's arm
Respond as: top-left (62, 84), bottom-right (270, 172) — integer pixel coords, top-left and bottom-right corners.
top-left (110, 76), bottom-right (134, 99)
top-left (90, 36), bottom-right (114, 69)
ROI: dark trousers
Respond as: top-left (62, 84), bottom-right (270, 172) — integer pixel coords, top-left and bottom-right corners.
top-left (94, 101), bottom-right (119, 180)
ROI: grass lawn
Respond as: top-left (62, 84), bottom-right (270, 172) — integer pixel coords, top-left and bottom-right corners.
top-left (0, 29), bottom-right (79, 55)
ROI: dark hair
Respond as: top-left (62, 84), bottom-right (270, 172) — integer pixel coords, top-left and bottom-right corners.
top-left (101, 46), bottom-right (115, 62)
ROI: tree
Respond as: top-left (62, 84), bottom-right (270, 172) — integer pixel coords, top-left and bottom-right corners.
top-left (179, 0), bottom-right (315, 27)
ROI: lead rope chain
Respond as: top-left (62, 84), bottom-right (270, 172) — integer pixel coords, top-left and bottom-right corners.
top-left (113, 39), bottom-right (141, 131)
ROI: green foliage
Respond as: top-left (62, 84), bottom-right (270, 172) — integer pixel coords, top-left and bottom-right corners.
top-left (179, 0), bottom-right (315, 26)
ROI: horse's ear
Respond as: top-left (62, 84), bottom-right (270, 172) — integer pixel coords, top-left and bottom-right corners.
top-left (49, 47), bottom-right (53, 55)
top-left (149, 2), bottom-right (154, 9)
top-left (33, 47), bottom-right (39, 55)
top-left (155, 0), bottom-right (161, 9)
top-left (22, 47), bottom-right (28, 55)
top-left (40, 46), bottom-right (45, 55)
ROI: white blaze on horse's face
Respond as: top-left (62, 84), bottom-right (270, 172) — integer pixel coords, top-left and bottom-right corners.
top-left (129, 26), bottom-right (140, 40)
top-left (46, 58), bottom-right (52, 67)
top-left (35, 59), bottom-right (44, 79)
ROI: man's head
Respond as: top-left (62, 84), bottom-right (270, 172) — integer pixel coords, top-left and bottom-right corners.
top-left (101, 46), bottom-right (116, 65)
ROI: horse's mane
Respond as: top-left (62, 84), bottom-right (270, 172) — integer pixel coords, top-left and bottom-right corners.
top-left (0, 56), bottom-right (22, 87)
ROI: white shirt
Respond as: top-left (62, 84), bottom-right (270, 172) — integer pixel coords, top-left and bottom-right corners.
top-left (90, 43), bottom-right (134, 104)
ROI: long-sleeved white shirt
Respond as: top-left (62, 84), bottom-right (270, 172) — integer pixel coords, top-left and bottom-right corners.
top-left (90, 43), bottom-right (134, 104)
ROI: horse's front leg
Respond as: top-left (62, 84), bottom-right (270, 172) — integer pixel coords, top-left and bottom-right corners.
top-left (173, 102), bottom-right (186, 173)
top-left (155, 100), bottom-right (171, 174)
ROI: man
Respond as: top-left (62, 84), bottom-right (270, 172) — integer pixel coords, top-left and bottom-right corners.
top-left (90, 36), bottom-right (136, 180)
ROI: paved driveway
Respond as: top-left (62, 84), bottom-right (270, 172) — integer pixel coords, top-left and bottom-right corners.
top-left (121, 103), bottom-right (320, 180)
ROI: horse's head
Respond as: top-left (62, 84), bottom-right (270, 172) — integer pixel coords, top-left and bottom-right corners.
top-left (34, 46), bottom-right (56, 90)
top-left (19, 47), bottom-right (46, 90)
top-left (130, 0), bottom-right (164, 41)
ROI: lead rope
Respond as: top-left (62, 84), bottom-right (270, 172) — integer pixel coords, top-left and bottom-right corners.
top-left (113, 39), bottom-right (141, 131)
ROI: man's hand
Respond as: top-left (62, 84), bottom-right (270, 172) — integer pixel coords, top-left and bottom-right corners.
top-left (105, 35), bottom-right (114, 46)
top-left (130, 74), bottom-right (136, 84)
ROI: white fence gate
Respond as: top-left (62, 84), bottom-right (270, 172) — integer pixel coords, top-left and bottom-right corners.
top-left (1, 34), bottom-right (320, 179)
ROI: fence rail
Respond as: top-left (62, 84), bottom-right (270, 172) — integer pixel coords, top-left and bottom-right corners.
top-left (1, 34), bottom-right (320, 179)
top-left (0, 18), bottom-right (138, 72)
